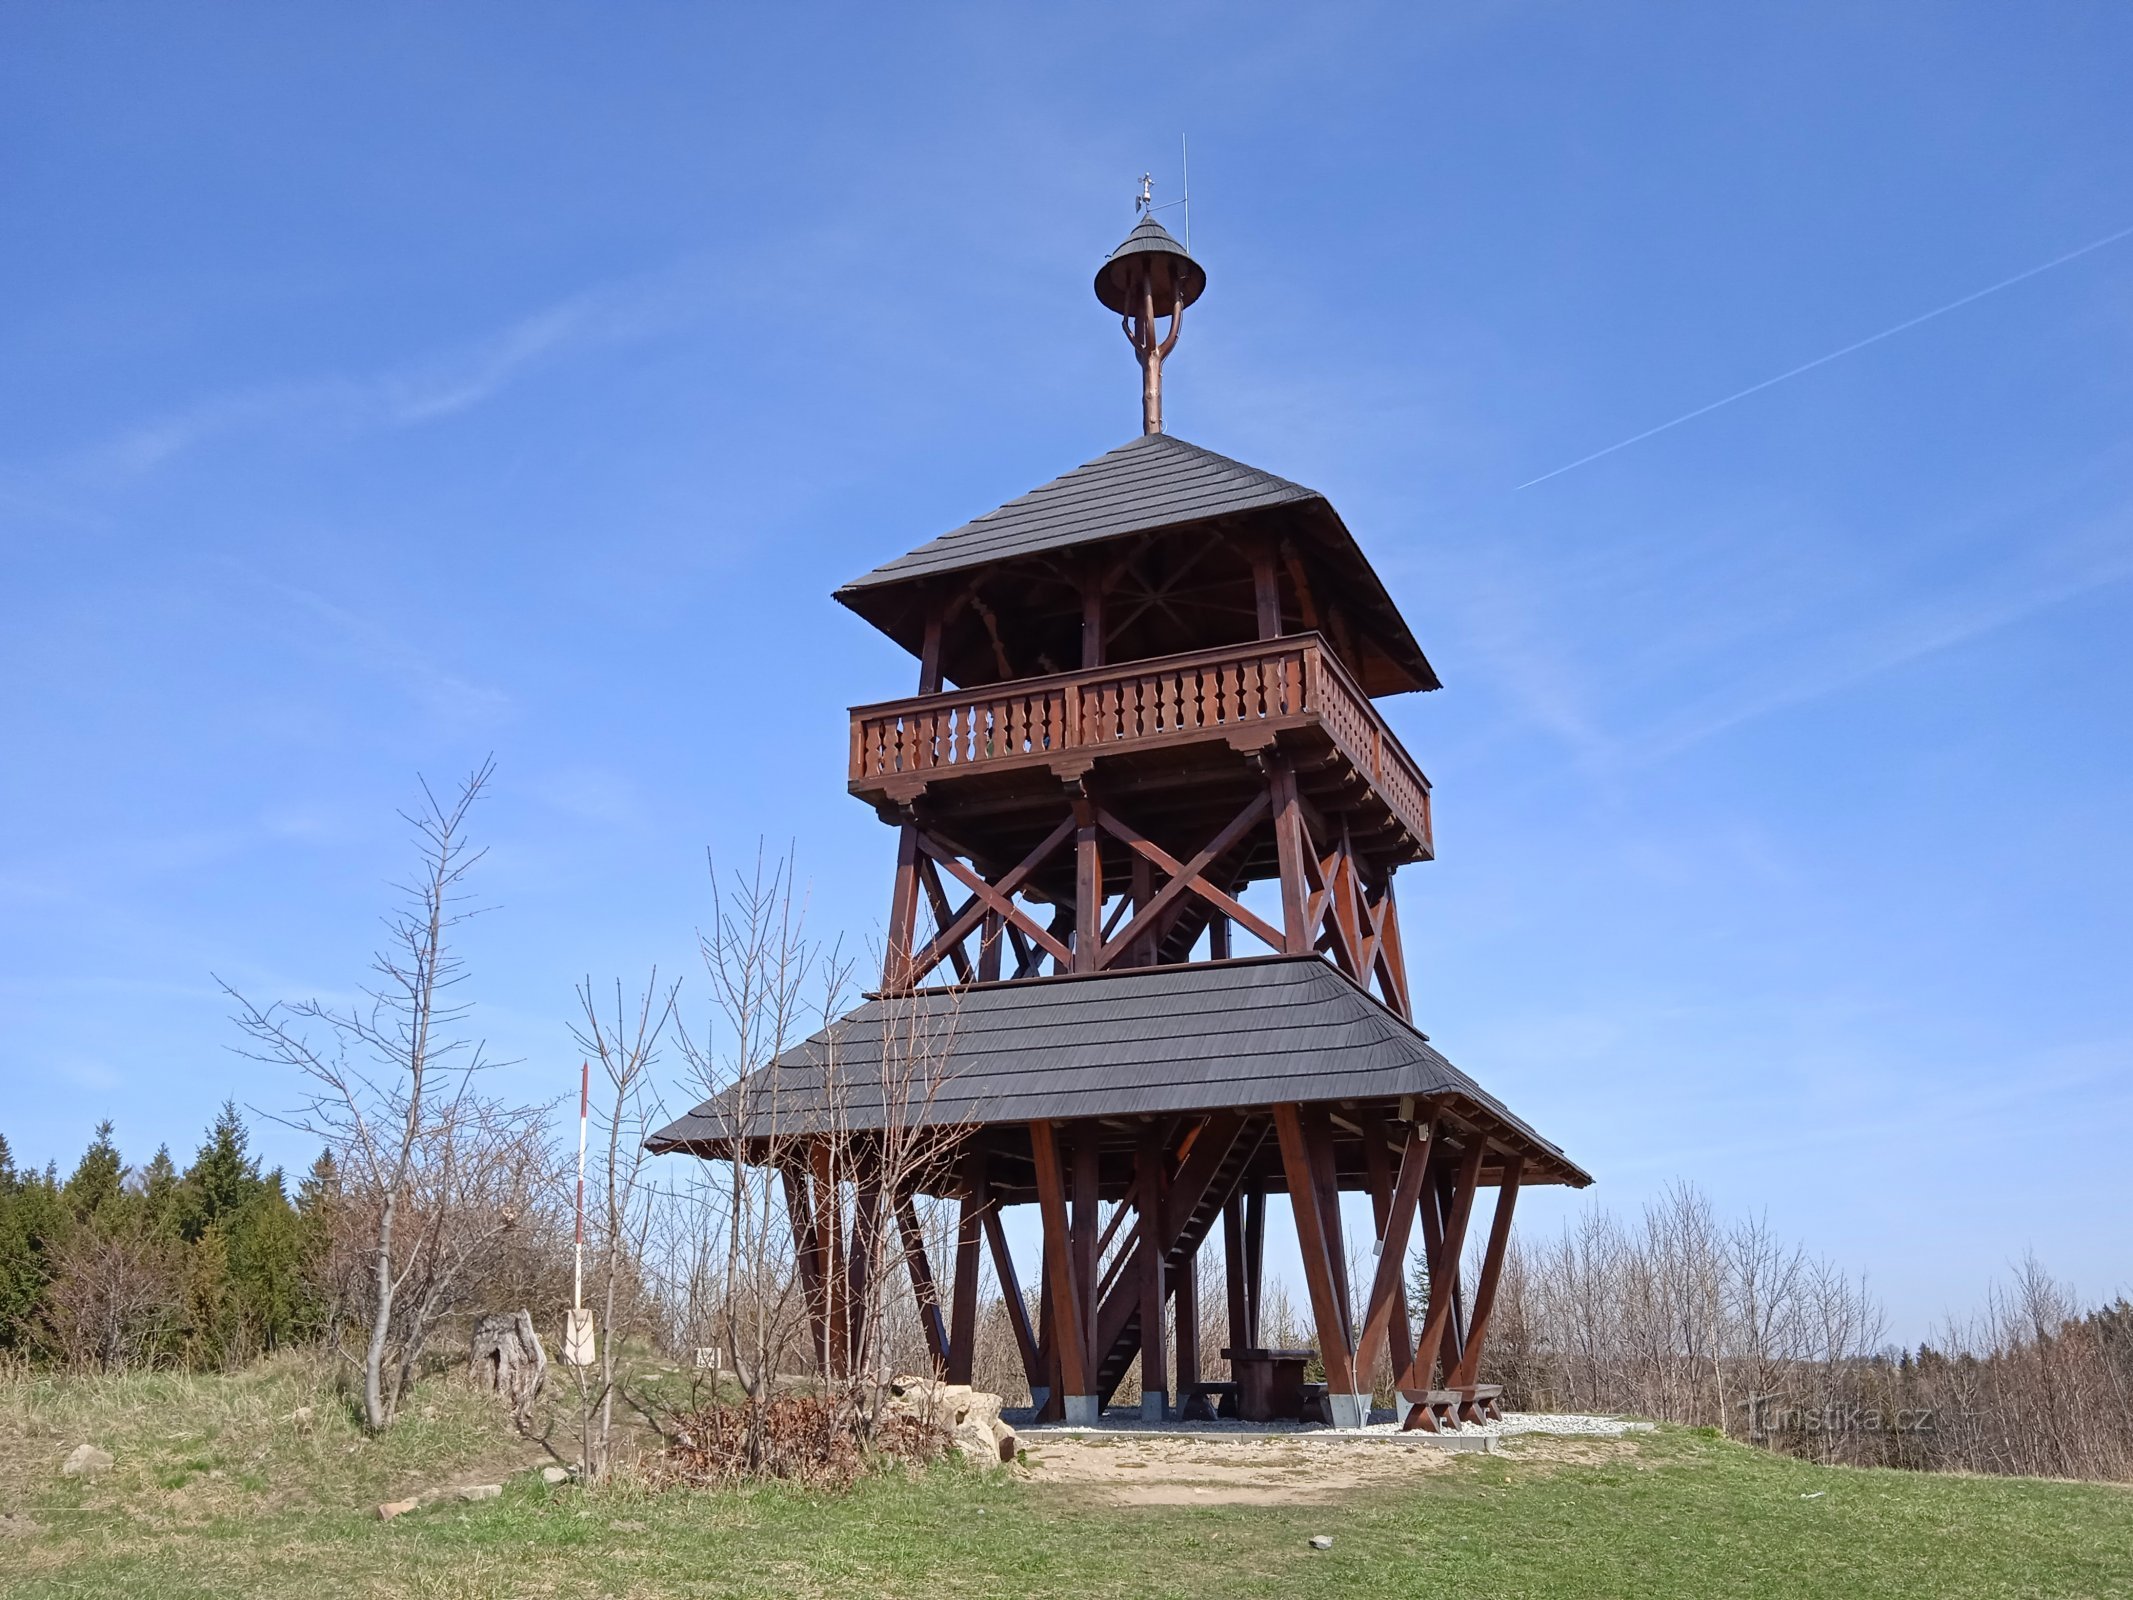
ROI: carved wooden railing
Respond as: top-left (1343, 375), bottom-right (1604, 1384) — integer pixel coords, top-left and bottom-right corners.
top-left (849, 635), bottom-right (1433, 850)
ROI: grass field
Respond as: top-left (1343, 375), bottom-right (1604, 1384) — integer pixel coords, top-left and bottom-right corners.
top-left (3, 1359), bottom-right (2130, 1599)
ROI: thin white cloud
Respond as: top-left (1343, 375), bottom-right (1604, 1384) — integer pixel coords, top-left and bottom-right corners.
top-left (71, 259), bottom-right (718, 481)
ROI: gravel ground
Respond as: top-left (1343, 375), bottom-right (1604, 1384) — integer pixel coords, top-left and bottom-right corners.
top-left (1011, 1409), bottom-right (1653, 1441)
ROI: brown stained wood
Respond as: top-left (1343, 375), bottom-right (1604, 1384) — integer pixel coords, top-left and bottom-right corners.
top-left (1070, 1126), bottom-right (1101, 1360)
top-left (809, 1140), bottom-right (848, 1377)
top-left (1175, 1225), bottom-right (1200, 1395)
top-left (947, 1151), bottom-right (986, 1385)
top-left (914, 855), bottom-right (976, 984)
top-left (1302, 1107), bottom-right (1353, 1345)
top-left (779, 1163), bottom-right (828, 1376)
top-left (1269, 759), bottom-right (1311, 953)
top-left (894, 1188), bottom-right (948, 1373)
top-left (846, 1170), bottom-right (884, 1374)
top-left (1353, 1118), bottom-right (1434, 1395)
top-left (901, 814), bottom-right (1076, 983)
top-left (1252, 543), bottom-right (1282, 639)
top-left (1404, 1134), bottom-right (1487, 1395)
top-left (1450, 1153), bottom-right (1525, 1391)
top-left (982, 1205), bottom-right (1043, 1393)
top-left (1136, 1127), bottom-right (1168, 1407)
top-left (1244, 1187), bottom-right (1266, 1346)
top-left (1271, 1102), bottom-right (1357, 1395)
top-left (918, 604), bottom-right (944, 695)
top-left (1094, 792), bottom-right (1277, 963)
top-left (1358, 1108), bottom-right (1415, 1378)
top-left (1223, 1194), bottom-right (1248, 1358)
top-left (882, 823), bottom-right (923, 990)
top-left (1028, 1119), bottom-right (1091, 1400)
top-left (977, 909), bottom-right (1004, 983)
top-left (1073, 798), bottom-right (1101, 973)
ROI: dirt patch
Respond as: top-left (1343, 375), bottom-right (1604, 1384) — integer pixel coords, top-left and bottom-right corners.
top-left (1021, 1434), bottom-right (1465, 1506)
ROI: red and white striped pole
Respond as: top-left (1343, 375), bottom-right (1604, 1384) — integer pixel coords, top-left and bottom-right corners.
top-left (564, 1061), bottom-right (596, 1366)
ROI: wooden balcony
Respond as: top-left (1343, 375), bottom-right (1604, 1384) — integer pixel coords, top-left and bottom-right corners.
top-left (849, 634), bottom-right (1433, 861)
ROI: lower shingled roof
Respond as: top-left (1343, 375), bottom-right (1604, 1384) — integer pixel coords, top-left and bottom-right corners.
top-left (645, 955), bottom-right (1588, 1184)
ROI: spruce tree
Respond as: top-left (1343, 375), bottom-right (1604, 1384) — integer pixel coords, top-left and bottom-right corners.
top-left (176, 1103), bottom-right (263, 1243)
top-left (62, 1121), bottom-right (126, 1224)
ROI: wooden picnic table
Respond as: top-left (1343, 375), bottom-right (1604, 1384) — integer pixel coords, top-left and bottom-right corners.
top-left (1220, 1346), bottom-right (1317, 1422)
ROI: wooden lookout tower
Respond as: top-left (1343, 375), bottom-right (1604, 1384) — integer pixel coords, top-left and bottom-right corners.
top-left (650, 205), bottom-right (1590, 1431)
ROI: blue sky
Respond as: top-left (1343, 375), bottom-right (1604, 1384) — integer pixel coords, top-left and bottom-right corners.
top-left (3, 4), bottom-right (2129, 1342)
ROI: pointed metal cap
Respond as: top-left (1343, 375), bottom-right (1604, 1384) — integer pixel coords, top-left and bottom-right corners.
top-left (1094, 215), bottom-right (1207, 317)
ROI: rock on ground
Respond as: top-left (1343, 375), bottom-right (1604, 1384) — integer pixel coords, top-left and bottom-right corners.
top-left (540, 1466), bottom-right (572, 1485)
top-left (61, 1445), bottom-right (112, 1477)
top-left (376, 1498), bottom-right (420, 1521)
top-left (884, 1376), bottom-right (1018, 1465)
top-left (456, 1483), bottom-right (502, 1502)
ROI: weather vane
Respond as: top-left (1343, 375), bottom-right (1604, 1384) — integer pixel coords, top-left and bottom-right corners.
top-left (1136, 172), bottom-right (1153, 214)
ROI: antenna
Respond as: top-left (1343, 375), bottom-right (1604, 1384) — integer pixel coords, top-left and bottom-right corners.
top-left (1180, 134), bottom-right (1190, 252)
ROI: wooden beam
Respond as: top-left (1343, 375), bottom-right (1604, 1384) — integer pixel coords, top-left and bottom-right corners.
top-left (1404, 1135), bottom-right (1487, 1393)
top-left (1222, 1194), bottom-right (1248, 1360)
top-left (1252, 543), bottom-right (1283, 639)
top-left (947, 1149), bottom-right (986, 1384)
top-left (1353, 1119), bottom-right (1434, 1395)
top-left (779, 1162), bottom-right (828, 1376)
top-left (1136, 1126), bottom-right (1168, 1417)
top-left (1268, 760), bottom-right (1311, 954)
top-left (1359, 1108), bottom-right (1415, 1378)
top-left (1450, 1153), bottom-right (1524, 1391)
top-left (1070, 1127), bottom-right (1101, 1364)
top-left (905, 815), bottom-right (1076, 980)
top-left (1073, 798), bottom-right (1101, 973)
top-left (981, 1205), bottom-right (1042, 1395)
top-left (1244, 1187), bottom-right (1265, 1346)
top-left (1175, 1224), bottom-right (1201, 1398)
top-left (845, 1168), bottom-right (884, 1374)
top-left (917, 601), bottom-right (944, 695)
top-left (1303, 1107), bottom-right (1352, 1345)
top-left (915, 856), bottom-right (976, 984)
top-left (1093, 795), bottom-right (1281, 963)
top-left (809, 1140), bottom-right (847, 1377)
top-left (1028, 1120), bottom-right (1092, 1411)
top-left (1081, 565), bottom-right (1106, 670)
top-left (1272, 1103), bottom-right (1357, 1396)
top-left (894, 1188), bottom-right (948, 1374)
top-left (882, 823), bottom-right (923, 991)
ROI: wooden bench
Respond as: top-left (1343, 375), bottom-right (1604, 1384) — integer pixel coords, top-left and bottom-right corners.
top-left (1178, 1380), bottom-right (1240, 1422)
top-left (1399, 1384), bottom-right (1503, 1432)
top-left (1220, 1347), bottom-right (1316, 1422)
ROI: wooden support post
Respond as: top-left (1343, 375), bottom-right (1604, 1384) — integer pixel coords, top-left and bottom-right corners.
top-left (1073, 797), bottom-right (1101, 972)
top-left (1268, 761), bottom-right (1311, 954)
top-left (947, 1150), bottom-right (986, 1385)
top-left (1272, 1103), bottom-right (1360, 1417)
top-left (1070, 1128), bottom-right (1100, 1371)
top-left (1451, 1153), bottom-right (1524, 1403)
top-left (894, 1188), bottom-right (948, 1375)
top-left (1244, 1186), bottom-right (1265, 1346)
top-left (1081, 567), bottom-right (1106, 670)
top-left (1175, 1228), bottom-right (1200, 1400)
top-left (917, 601), bottom-right (944, 695)
top-left (809, 1140), bottom-right (847, 1378)
top-left (1303, 1108), bottom-right (1352, 1342)
top-left (845, 1166), bottom-right (883, 1378)
top-left (1404, 1134), bottom-right (1487, 1402)
top-left (1353, 1119), bottom-right (1434, 1400)
top-left (1252, 543), bottom-right (1283, 639)
top-left (1031, 1120), bottom-right (1094, 1422)
top-left (1223, 1194), bottom-right (1248, 1363)
top-left (1208, 913), bottom-right (1230, 960)
top-left (883, 823), bottom-right (923, 992)
top-left (1135, 1126), bottom-right (1168, 1419)
top-left (981, 1206), bottom-right (1044, 1402)
top-left (779, 1162), bottom-right (828, 1376)
top-left (1359, 1109), bottom-right (1416, 1382)
top-left (977, 909), bottom-right (1003, 982)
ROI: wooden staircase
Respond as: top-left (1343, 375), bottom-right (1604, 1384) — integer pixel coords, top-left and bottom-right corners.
top-left (1092, 1116), bottom-right (1269, 1407)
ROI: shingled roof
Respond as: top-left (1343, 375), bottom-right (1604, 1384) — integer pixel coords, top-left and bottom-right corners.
top-left (645, 955), bottom-right (1586, 1183)
top-left (838, 433), bottom-right (1318, 590)
top-left (833, 433), bottom-right (1440, 696)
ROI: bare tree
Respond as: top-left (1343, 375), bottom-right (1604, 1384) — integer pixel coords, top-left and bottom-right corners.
top-left (566, 969), bottom-right (678, 1478)
top-left (224, 760), bottom-right (550, 1431)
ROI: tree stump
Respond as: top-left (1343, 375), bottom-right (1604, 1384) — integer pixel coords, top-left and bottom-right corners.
top-left (469, 1310), bottom-right (547, 1424)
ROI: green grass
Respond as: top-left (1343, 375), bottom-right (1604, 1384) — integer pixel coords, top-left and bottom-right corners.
top-left (3, 1360), bottom-right (2130, 1599)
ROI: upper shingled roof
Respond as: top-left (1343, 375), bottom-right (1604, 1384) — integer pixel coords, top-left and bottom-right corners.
top-left (838, 433), bottom-right (1319, 591)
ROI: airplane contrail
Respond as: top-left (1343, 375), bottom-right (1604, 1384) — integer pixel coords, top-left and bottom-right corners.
top-left (1515, 222), bottom-right (2133, 491)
